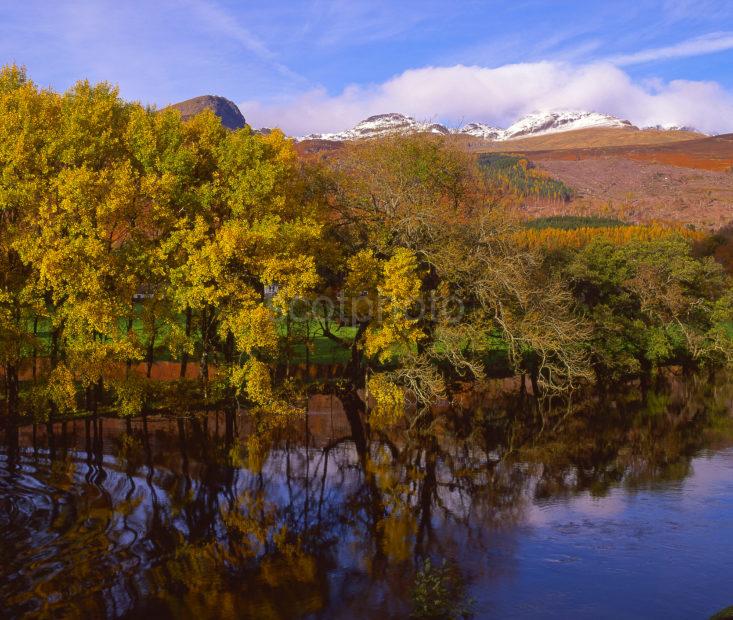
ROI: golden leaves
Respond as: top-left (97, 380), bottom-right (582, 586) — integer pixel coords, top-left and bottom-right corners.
top-left (364, 248), bottom-right (424, 363)
top-left (514, 223), bottom-right (705, 251)
top-left (46, 364), bottom-right (77, 414)
top-left (222, 305), bottom-right (278, 357)
top-left (367, 372), bottom-right (405, 430)
top-left (240, 358), bottom-right (273, 405)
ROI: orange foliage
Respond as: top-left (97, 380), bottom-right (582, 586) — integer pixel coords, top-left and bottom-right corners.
top-left (513, 223), bottom-right (705, 251)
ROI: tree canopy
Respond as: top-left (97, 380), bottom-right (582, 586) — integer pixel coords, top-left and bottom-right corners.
top-left (2, 64), bottom-right (733, 427)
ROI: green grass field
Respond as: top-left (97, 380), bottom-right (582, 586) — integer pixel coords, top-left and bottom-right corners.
top-left (22, 309), bottom-right (513, 372)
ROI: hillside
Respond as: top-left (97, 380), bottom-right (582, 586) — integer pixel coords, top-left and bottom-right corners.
top-left (469, 126), bottom-right (703, 152)
top-left (292, 120), bottom-right (732, 229)
top-left (524, 133), bottom-right (733, 171)
top-left (528, 156), bottom-right (733, 228)
top-left (500, 134), bottom-right (731, 227)
top-left (167, 95), bottom-right (246, 130)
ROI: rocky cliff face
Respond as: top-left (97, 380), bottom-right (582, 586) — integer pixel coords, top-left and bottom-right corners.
top-left (167, 95), bottom-right (246, 130)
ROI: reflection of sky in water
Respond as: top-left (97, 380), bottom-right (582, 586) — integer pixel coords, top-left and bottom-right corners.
top-left (3, 410), bottom-right (733, 619)
top-left (261, 444), bottom-right (733, 618)
top-left (469, 449), bottom-right (733, 619)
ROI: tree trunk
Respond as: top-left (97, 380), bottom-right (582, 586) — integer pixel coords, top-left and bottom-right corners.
top-left (639, 357), bottom-right (652, 396)
top-left (305, 322), bottom-right (310, 377)
top-left (519, 373), bottom-right (527, 399)
top-left (92, 377), bottom-right (104, 419)
top-left (225, 330), bottom-right (234, 365)
top-left (285, 313), bottom-right (291, 378)
top-left (5, 363), bottom-right (19, 421)
top-left (146, 333), bottom-right (155, 378)
top-left (200, 305), bottom-right (210, 396)
top-left (530, 365), bottom-right (541, 397)
top-left (125, 314), bottom-right (134, 377)
top-left (50, 326), bottom-right (60, 371)
top-left (180, 306), bottom-right (192, 379)
top-left (346, 322), bottom-right (369, 388)
top-left (32, 316), bottom-right (38, 383)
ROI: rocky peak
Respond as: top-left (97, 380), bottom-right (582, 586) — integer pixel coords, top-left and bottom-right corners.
top-left (167, 95), bottom-right (246, 130)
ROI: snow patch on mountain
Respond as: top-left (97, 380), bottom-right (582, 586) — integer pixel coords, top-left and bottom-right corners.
top-left (642, 123), bottom-right (699, 133)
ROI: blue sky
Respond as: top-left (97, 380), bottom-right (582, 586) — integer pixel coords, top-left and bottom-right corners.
top-left (2, 0), bottom-right (733, 134)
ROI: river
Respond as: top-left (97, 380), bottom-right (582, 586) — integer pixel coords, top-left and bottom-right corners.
top-left (1, 375), bottom-right (733, 618)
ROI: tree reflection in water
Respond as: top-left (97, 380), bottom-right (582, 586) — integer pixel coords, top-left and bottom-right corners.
top-left (1, 373), bottom-right (733, 619)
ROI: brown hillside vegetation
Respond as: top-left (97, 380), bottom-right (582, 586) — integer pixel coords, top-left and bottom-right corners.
top-left (494, 133), bottom-right (733, 228)
top-left (527, 157), bottom-right (733, 228)
top-left (294, 138), bottom-right (344, 156)
top-left (524, 133), bottom-right (733, 172)
top-left (294, 129), bottom-right (733, 228)
top-left (518, 134), bottom-right (733, 228)
top-left (470, 126), bottom-right (703, 152)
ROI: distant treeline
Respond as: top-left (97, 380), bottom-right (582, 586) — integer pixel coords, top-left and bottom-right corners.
top-left (515, 221), bottom-right (704, 250)
top-left (523, 215), bottom-right (628, 230)
top-left (478, 153), bottom-right (574, 202)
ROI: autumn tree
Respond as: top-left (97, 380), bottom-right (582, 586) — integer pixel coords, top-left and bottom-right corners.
top-left (567, 236), bottom-right (733, 382)
top-left (0, 65), bottom-right (58, 418)
top-left (320, 135), bottom-right (591, 424)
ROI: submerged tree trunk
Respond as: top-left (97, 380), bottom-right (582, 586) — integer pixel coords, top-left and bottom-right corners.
top-left (91, 376), bottom-right (104, 419)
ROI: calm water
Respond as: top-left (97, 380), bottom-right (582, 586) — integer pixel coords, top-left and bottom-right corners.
top-left (2, 377), bottom-right (733, 619)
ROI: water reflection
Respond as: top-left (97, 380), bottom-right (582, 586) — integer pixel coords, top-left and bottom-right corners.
top-left (2, 374), bottom-right (733, 619)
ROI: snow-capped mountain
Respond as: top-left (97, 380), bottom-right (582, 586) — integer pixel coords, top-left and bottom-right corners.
top-left (299, 113), bottom-right (450, 141)
top-left (296, 110), bottom-right (641, 143)
top-left (501, 110), bottom-right (633, 139)
top-left (458, 122), bottom-right (503, 139)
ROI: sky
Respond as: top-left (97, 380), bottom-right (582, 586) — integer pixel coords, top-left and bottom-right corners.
top-left (2, 0), bottom-right (733, 135)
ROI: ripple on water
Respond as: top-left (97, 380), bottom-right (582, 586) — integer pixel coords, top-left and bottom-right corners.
top-left (0, 448), bottom-right (159, 616)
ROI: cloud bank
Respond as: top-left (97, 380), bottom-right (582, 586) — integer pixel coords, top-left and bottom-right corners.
top-left (242, 61), bottom-right (733, 136)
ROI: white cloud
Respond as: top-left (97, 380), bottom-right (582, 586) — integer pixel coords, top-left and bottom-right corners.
top-left (608, 31), bottom-right (733, 65)
top-left (241, 61), bottom-right (733, 136)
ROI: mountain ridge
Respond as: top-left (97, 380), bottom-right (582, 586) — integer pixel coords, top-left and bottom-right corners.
top-left (296, 110), bottom-right (700, 143)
